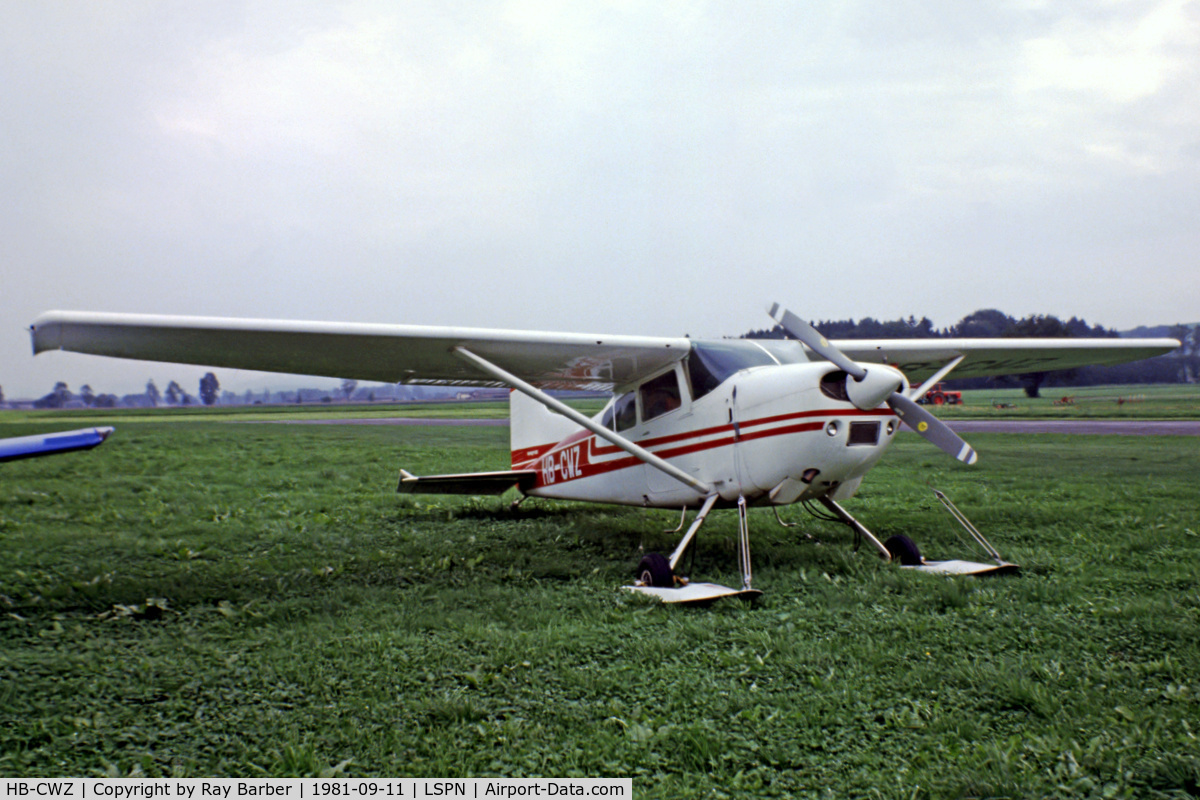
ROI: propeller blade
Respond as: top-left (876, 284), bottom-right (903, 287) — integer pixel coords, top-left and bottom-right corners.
top-left (767, 303), bottom-right (866, 379)
top-left (769, 301), bottom-right (978, 465)
top-left (887, 392), bottom-right (978, 465)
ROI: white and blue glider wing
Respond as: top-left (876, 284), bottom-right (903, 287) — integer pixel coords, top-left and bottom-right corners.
top-left (0, 427), bottom-right (114, 463)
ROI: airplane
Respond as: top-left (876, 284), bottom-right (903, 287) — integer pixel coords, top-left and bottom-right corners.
top-left (0, 426), bottom-right (114, 463)
top-left (30, 305), bottom-right (1178, 602)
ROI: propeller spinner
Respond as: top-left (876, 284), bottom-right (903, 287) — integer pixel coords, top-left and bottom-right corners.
top-left (768, 303), bottom-right (977, 465)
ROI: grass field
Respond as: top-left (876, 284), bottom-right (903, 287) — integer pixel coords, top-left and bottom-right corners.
top-left (2, 401), bottom-right (1199, 797)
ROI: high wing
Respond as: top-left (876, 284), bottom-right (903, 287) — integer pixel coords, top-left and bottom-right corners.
top-left (30, 311), bottom-right (1178, 389)
top-left (831, 338), bottom-right (1181, 382)
top-left (30, 311), bottom-right (691, 391)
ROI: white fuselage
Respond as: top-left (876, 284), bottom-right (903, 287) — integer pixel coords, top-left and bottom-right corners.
top-left (513, 362), bottom-right (899, 509)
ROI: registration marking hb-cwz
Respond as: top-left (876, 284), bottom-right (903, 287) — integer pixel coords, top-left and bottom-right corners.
top-left (542, 443), bottom-right (583, 485)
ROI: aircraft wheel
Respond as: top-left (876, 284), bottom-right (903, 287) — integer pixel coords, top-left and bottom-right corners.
top-left (637, 553), bottom-right (674, 587)
top-left (885, 535), bottom-right (923, 566)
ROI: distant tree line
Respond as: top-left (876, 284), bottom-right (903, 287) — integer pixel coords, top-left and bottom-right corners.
top-left (745, 309), bottom-right (1198, 393)
top-left (29, 373), bottom-right (221, 410)
top-left (13, 373), bottom-right (464, 410)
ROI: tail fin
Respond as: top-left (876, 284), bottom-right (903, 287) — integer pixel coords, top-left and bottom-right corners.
top-left (509, 390), bottom-right (584, 467)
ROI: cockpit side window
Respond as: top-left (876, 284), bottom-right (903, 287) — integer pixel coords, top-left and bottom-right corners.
top-left (639, 370), bottom-right (681, 422)
top-left (687, 351), bottom-right (723, 401)
top-left (601, 391), bottom-right (638, 432)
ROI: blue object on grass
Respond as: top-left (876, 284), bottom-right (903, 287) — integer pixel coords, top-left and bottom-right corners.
top-left (0, 427), bottom-right (115, 462)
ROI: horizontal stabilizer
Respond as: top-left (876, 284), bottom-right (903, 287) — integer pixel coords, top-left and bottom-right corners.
top-left (0, 427), bottom-right (114, 463)
top-left (397, 468), bottom-right (537, 496)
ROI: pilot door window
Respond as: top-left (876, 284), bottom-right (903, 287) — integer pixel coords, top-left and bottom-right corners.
top-left (639, 370), bottom-right (682, 422)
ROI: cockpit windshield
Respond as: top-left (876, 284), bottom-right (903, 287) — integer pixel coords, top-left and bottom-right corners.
top-left (687, 340), bottom-right (782, 400)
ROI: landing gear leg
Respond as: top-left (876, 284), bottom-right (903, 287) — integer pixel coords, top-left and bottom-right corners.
top-left (666, 493), bottom-right (719, 575)
top-left (634, 495), bottom-right (718, 588)
top-left (817, 495), bottom-right (892, 560)
top-left (667, 493), bottom-right (755, 590)
top-left (626, 494), bottom-right (762, 603)
top-left (737, 495), bottom-right (753, 591)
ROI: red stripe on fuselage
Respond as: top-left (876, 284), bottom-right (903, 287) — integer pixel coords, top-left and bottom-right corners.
top-left (583, 407), bottom-right (893, 459)
top-left (512, 407), bottom-right (894, 488)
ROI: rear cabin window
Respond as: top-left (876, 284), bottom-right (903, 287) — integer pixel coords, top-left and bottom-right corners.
top-left (639, 370), bottom-right (682, 422)
top-left (601, 391), bottom-right (638, 432)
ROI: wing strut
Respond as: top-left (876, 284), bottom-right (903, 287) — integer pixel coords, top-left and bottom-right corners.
top-left (452, 347), bottom-right (712, 495)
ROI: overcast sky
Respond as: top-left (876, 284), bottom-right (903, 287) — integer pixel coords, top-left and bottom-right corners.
top-left (3, 1), bottom-right (1198, 398)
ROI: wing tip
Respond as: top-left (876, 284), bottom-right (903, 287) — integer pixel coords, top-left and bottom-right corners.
top-left (29, 321), bottom-right (57, 356)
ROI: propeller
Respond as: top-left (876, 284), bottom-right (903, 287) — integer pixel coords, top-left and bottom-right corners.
top-left (768, 303), bottom-right (977, 465)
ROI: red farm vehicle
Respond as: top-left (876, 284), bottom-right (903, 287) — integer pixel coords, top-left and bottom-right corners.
top-left (917, 383), bottom-right (963, 406)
